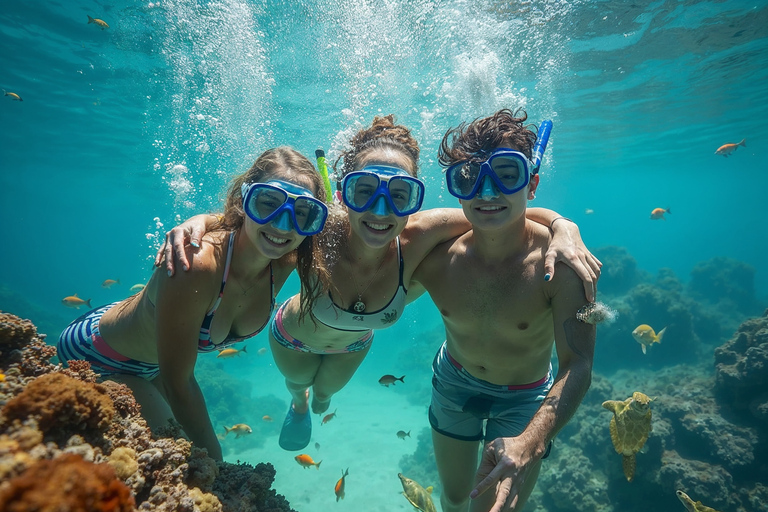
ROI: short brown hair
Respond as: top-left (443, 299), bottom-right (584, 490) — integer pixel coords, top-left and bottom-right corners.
top-left (438, 108), bottom-right (537, 167)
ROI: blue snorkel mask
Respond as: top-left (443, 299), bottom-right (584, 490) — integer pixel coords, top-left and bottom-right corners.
top-left (339, 165), bottom-right (425, 217)
top-left (241, 180), bottom-right (328, 236)
top-left (444, 120), bottom-right (552, 200)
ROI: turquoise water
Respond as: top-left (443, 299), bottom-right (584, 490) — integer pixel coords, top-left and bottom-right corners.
top-left (1, 1), bottom-right (767, 511)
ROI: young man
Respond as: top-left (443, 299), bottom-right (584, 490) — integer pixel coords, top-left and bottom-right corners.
top-left (410, 109), bottom-right (596, 512)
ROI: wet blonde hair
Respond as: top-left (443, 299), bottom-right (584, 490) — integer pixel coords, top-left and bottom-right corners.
top-left (214, 146), bottom-right (331, 321)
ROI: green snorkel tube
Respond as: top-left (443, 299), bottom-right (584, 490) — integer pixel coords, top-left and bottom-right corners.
top-left (315, 149), bottom-right (334, 203)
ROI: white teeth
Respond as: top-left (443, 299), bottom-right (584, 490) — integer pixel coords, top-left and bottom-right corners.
top-left (365, 222), bottom-right (391, 231)
top-left (264, 233), bottom-right (288, 244)
top-left (478, 206), bottom-right (503, 211)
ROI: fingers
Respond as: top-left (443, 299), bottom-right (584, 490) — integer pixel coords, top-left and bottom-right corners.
top-left (164, 238), bottom-right (176, 276)
top-left (488, 479), bottom-right (514, 512)
top-left (155, 239), bottom-right (168, 268)
top-left (544, 249), bottom-right (556, 282)
top-left (189, 226), bottom-right (203, 249)
top-left (471, 461), bottom-right (505, 500)
top-left (173, 235), bottom-right (191, 273)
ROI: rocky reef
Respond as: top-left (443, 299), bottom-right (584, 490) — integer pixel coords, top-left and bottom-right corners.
top-left (0, 311), bottom-right (296, 512)
top-left (527, 311), bottom-right (768, 512)
top-left (589, 249), bottom-right (764, 373)
top-left (397, 311), bottom-right (768, 512)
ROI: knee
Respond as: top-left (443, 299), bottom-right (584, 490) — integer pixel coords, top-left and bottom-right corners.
top-left (440, 487), bottom-right (470, 509)
top-left (312, 389), bottom-right (333, 402)
top-left (285, 378), bottom-right (314, 391)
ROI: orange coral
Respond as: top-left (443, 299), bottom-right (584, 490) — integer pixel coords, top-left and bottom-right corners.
top-left (2, 373), bottom-right (115, 433)
top-left (0, 453), bottom-right (135, 512)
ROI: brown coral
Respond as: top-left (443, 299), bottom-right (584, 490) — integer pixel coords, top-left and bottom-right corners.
top-left (0, 453), bottom-right (135, 512)
top-left (2, 373), bottom-right (115, 433)
top-left (0, 312), bottom-right (37, 351)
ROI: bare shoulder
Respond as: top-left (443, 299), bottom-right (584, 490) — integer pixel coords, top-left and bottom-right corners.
top-left (400, 208), bottom-right (470, 266)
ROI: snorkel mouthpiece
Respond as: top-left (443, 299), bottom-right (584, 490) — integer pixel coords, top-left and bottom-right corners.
top-left (531, 120), bottom-right (553, 173)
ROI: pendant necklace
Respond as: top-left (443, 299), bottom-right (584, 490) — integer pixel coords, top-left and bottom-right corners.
top-left (347, 250), bottom-right (389, 313)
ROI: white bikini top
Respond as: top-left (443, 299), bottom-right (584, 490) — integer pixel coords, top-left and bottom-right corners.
top-left (312, 237), bottom-right (407, 332)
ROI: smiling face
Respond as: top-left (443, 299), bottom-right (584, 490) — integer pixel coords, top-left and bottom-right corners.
top-left (458, 142), bottom-right (539, 232)
top-left (346, 147), bottom-right (416, 249)
top-left (244, 172), bottom-right (318, 260)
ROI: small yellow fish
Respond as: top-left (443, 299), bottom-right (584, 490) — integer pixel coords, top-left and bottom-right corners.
top-left (87, 15), bottom-right (109, 30)
top-left (321, 409), bottom-right (337, 425)
top-left (129, 283), bottom-right (146, 292)
top-left (0, 373), bottom-right (5, 382)
top-left (3, 90), bottom-right (22, 101)
top-left (223, 423), bottom-right (252, 438)
top-left (335, 468), bottom-right (349, 502)
top-left (650, 207), bottom-right (670, 220)
top-left (102, 279), bottom-right (120, 289)
top-left (397, 430), bottom-right (411, 440)
top-left (62, 294), bottom-right (92, 309)
top-left (715, 138), bottom-right (745, 157)
top-left (379, 374), bottom-right (405, 387)
top-left (295, 454), bottom-right (322, 469)
top-left (632, 324), bottom-right (666, 354)
top-left (257, 347), bottom-right (268, 356)
top-left (216, 346), bottom-right (247, 359)
top-left (262, 415), bottom-right (273, 422)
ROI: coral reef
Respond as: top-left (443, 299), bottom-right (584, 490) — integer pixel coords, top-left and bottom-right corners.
top-left (714, 309), bottom-right (768, 426)
top-left (591, 246), bottom-right (650, 296)
top-left (0, 311), bottom-right (296, 512)
top-left (688, 257), bottom-right (761, 314)
top-left (2, 373), bottom-right (115, 435)
top-left (0, 453), bottom-right (135, 512)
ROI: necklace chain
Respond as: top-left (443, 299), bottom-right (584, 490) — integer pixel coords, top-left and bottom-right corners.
top-left (346, 249), bottom-right (389, 313)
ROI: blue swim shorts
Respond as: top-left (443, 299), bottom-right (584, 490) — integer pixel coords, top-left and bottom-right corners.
top-left (429, 342), bottom-right (554, 453)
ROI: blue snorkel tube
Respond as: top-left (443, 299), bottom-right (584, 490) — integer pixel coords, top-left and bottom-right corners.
top-left (531, 120), bottom-right (553, 173)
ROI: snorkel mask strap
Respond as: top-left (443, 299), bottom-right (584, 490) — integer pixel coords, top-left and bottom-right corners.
top-left (531, 120), bottom-right (553, 174)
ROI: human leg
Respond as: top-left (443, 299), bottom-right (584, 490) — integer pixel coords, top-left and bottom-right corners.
top-left (110, 374), bottom-right (176, 433)
top-left (432, 429), bottom-right (481, 512)
top-left (309, 344), bottom-right (371, 414)
top-left (269, 332), bottom-right (323, 413)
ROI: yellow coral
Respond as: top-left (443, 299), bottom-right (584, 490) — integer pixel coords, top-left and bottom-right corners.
top-left (189, 487), bottom-right (223, 512)
top-left (108, 447), bottom-right (138, 480)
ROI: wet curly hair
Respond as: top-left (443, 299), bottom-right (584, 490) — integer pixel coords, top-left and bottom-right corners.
top-left (333, 114), bottom-right (420, 178)
top-left (438, 108), bottom-right (538, 167)
top-left (214, 146), bottom-right (331, 321)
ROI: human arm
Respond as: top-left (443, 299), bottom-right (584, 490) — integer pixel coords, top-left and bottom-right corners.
top-left (471, 264), bottom-right (596, 512)
top-left (527, 207), bottom-right (602, 302)
top-left (153, 247), bottom-right (223, 460)
top-left (154, 214), bottom-right (221, 275)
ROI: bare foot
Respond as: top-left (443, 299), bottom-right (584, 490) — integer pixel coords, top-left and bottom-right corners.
top-left (311, 395), bottom-right (331, 415)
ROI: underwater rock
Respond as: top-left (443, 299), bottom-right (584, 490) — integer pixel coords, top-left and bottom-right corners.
top-left (591, 246), bottom-right (650, 296)
top-left (688, 257), bottom-right (761, 314)
top-left (657, 450), bottom-right (735, 512)
top-left (536, 446), bottom-right (612, 512)
top-left (0, 311), bottom-right (296, 512)
top-left (714, 309), bottom-right (768, 426)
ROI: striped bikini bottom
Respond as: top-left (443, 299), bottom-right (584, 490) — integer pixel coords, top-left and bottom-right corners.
top-left (57, 303), bottom-right (160, 380)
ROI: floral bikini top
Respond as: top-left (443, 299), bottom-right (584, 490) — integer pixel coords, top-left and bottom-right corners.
top-left (197, 232), bottom-right (275, 352)
top-left (311, 237), bottom-right (407, 332)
